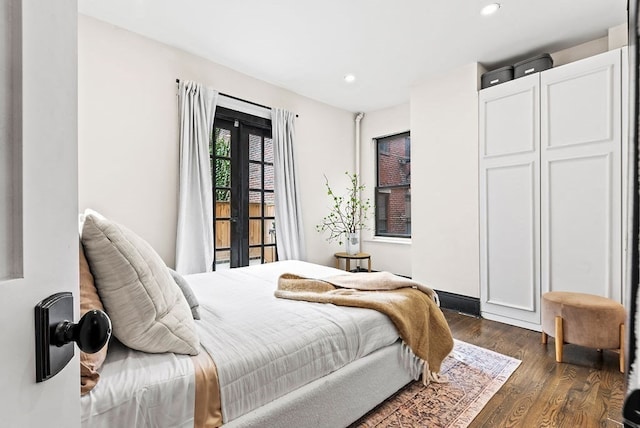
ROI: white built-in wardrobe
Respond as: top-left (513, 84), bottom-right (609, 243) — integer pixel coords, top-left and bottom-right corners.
top-left (479, 48), bottom-right (627, 331)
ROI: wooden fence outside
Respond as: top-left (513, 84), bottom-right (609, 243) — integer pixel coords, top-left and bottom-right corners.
top-left (215, 202), bottom-right (276, 254)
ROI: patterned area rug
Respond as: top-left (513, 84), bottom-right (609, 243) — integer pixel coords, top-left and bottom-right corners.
top-left (350, 339), bottom-right (521, 427)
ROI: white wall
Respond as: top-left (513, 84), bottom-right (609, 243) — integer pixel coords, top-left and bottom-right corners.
top-left (78, 15), bottom-right (354, 268)
top-left (609, 22), bottom-right (628, 50)
top-left (359, 103), bottom-right (411, 276)
top-left (551, 36), bottom-right (608, 67)
top-left (410, 63), bottom-right (483, 297)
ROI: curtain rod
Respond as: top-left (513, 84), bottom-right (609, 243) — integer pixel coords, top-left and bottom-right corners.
top-left (175, 78), bottom-right (298, 117)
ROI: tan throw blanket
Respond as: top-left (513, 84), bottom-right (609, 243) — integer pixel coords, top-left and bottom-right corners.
top-left (275, 272), bottom-right (454, 382)
top-left (191, 347), bottom-right (223, 427)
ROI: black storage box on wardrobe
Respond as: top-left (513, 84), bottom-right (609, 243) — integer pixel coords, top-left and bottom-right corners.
top-left (480, 65), bottom-right (514, 89)
top-left (513, 53), bottom-right (553, 78)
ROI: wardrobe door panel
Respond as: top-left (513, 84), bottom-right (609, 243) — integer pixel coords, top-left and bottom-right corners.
top-left (541, 49), bottom-right (621, 302)
top-left (485, 163), bottom-right (537, 312)
top-left (546, 154), bottom-right (614, 297)
top-left (544, 66), bottom-right (615, 148)
top-left (483, 86), bottom-right (537, 157)
top-left (479, 74), bottom-right (541, 327)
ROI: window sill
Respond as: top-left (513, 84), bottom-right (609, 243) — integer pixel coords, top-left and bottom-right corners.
top-left (366, 236), bottom-right (412, 245)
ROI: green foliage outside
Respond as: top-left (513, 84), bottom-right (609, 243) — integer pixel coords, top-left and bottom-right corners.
top-left (212, 129), bottom-right (231, 202)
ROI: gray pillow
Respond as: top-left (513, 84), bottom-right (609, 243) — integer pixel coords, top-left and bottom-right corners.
top-left (168, 268), bottom-right (201, 320)
top-left (81, 212), bottom-right (199, 355)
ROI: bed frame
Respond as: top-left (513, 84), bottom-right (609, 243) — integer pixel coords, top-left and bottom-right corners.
top-left (225, 342), bottom-right (412, 427)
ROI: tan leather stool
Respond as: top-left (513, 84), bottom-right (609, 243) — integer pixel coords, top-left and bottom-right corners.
top-left (541, 291), bottom-right (625, 373)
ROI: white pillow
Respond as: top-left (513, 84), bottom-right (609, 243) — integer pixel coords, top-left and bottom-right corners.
top-left (78, 208), bottom-right (106, 237)
top-left (168, 268), bottom-right (201, 320)
top-left (81, 212), bottom-right (199, 355)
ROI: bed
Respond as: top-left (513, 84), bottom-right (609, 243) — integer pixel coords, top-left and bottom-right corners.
top-left (78, 212), bottom-right (453, 427)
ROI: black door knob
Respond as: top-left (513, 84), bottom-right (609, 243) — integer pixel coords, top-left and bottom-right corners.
top-left (52, 309), bottom-right (112, 354)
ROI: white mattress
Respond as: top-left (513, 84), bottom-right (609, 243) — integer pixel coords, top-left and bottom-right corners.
top-left (81, 260), bottom-right (401, 427)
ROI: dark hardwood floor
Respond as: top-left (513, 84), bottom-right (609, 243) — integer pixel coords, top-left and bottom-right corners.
top-left (443, 309), bottom-right (625, 427)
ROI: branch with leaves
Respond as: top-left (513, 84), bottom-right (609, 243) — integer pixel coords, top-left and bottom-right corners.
top-left (316, 172), bottom-right (372, 246)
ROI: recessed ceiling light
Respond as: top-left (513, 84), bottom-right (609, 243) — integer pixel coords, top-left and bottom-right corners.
top-left (481, 3), bottom-right (501, 16)
top-left (344, 74), bottom-right (356, 83)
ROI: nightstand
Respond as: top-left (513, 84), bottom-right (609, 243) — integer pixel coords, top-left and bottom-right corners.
top-left (334, 252), bottom-right (371, 272)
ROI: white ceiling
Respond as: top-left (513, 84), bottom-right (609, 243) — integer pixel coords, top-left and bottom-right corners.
top-left (78, 0), bottom-right (627, 113)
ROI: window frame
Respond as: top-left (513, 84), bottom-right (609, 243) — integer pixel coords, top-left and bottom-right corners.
top-left (374, 131), bottom-right (411, 239)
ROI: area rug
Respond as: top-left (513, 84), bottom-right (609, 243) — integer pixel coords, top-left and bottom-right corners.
top-left (350, 339), bottom-right (521, 427)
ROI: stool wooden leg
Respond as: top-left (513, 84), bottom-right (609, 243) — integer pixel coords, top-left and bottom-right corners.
top-left (335, 258), bottom-right (340, 269)
top-left (346, 259), bottom-right (351, 272)
top-left (541, 331), bottom-right (548, 344)
top-left (555, 316), bottom-right (563, 363)
top-left (620, 324), bottom-right (625, 373)
top-left (367, 257), bottom-right (371, 272)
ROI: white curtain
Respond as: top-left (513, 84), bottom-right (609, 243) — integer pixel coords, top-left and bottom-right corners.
top-left (272, 108), bottom-right (306, 260)
top-left (175, 81), bottom-right (218, 274)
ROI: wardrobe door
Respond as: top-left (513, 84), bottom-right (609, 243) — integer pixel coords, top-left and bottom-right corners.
top-left (479, 74), bottom-right (541, 328)
top-left (541, 49), bottom-right (622, 302)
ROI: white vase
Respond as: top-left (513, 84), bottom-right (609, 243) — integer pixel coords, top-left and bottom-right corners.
top-left (346, 232), bottom-right (360, 255)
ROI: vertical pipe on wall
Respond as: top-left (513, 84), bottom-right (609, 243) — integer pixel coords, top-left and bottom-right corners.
top-left (355, 112), bottom-right (364, 177)
top-left (354, 112), bottom-right (365, 250)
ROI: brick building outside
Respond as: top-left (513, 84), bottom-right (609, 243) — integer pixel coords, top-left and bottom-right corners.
top-left (377, 133), bottom-right (410, 236)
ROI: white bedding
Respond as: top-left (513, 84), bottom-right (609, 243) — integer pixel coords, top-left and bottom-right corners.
top-left (190, 260), bottom-right (400, 423)
top-left (81, 339), bottom-right (196, 427)
top-left (81, 260), bottom-right (402, 427)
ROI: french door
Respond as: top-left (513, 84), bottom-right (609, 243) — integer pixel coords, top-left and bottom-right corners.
top-left (212, 107), bottom-right (277, 270)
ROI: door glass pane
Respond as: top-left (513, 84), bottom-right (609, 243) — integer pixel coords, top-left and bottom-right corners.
top-left (215, 200), bottom-right (231, 220)
top-left (216, 159), bottom-right (231, 192)
top-left (216, 220), bottom-right (230, 249)
top-left (249, 163), bottom-right (262, 190)
top-left (264, 164), bottom-right (274, 191)
top-left (249, 134), bottom-right (262, 161)
top-left (264, 219), bottom-right (276, 244)
top-left (264, 192), bottom-right (275, 212)
top-left (249, 191), bottom-right (261, 208)
top-left (249, 219), bottom-right (262, 245)
top-left (264, 206), bottom-right (275, 218)
top-left (215, 250), bottom-right (230, 270)
top-left (249, 247), bottom-right (261, 264)
top-left (264, 137), bottom-right (274, 163)
top-left (214, 127), bottom-right (231, 205)
top-left (215, 218), bottom-right (230, 270)
top-left (215, 128), bottom-right (231, 157)
top-left (264, 246), bottom-right (276, 263)
top-left (216, 189), bottom-right (231, 206)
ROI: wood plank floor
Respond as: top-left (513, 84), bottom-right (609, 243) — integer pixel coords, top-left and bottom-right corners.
top-left (443, 309), bottom-right (625, 427)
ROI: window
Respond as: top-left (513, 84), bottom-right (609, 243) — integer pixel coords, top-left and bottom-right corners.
top-left (375, 131), bottom-right (410, 238)
top-left (211, 106), bottom-right (276, 270)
